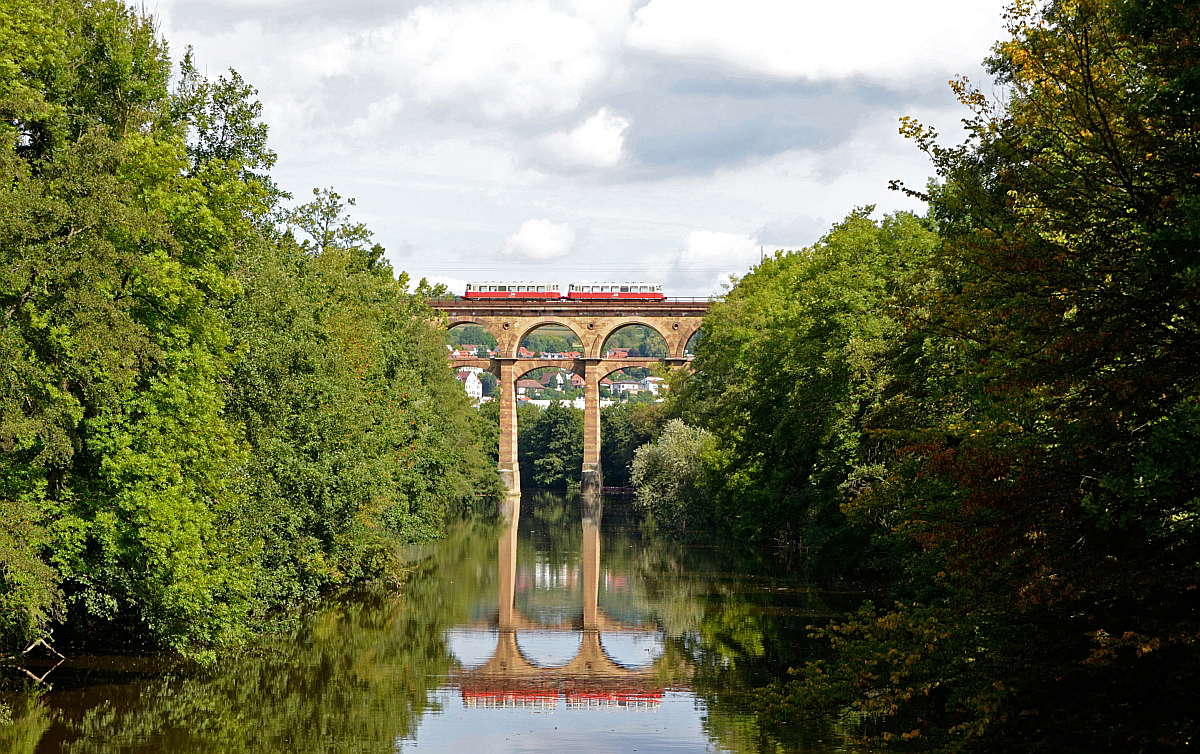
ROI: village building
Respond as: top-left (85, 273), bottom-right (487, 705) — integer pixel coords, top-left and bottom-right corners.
top-left (516, 379), bottom-right (543, 396)
top-left (638, 376), bottom-right (665, 396)
top-left (539, 370), bottom-right (569, 390)
top-left (454, 370), bottom-right (483, 402)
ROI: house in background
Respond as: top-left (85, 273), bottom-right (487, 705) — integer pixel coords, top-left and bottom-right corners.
top-left (539, 370), bottom-right (569, 390)
top-left (454, 370), bottom-right (482, 402)
top-left (516, 379), bottom-right (543, 397)
top-left (639, 376), bottom-right (665, 396)
top-left (537, 370), bottom-right (587, 391)
top-left (612, 380), bottom-right (641, 395)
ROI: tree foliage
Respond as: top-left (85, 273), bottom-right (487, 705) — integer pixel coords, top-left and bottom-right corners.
top-left (675, 210), bottom-right (938, 562)
top-left (0, 0), bottom-right (498, 657)
top-left (517, 401), bottom-right (583, 489)
top-left (687, 0), bottom-right (1200, 749)
top-left (631, 419), bottom-right (715, 527)
top-left (600, 401), bottom-right (666, 487)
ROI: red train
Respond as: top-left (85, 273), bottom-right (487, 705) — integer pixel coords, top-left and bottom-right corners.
top-left (462, 282), bottom-right (664, 300)
top-left (567, 283), bottom-right (664, 299)
top-left (463, 282), bottom-right (561, 299)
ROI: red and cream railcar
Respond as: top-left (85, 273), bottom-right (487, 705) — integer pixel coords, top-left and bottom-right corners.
top-left (463, 282), bottom-right (561, 299)
top-left (567, 282), bottom-right (664, 299)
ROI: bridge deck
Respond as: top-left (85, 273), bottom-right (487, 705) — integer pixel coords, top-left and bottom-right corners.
top-left (429, 298), bottom-right (712, 318)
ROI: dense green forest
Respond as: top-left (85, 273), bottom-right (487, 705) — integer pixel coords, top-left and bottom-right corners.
top-left (0, 0), bottom-right (499, 658)
top-left (635, 0), bottom-right (1200, 749)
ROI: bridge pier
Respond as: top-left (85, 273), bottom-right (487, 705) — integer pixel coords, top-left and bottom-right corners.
top-left (496, 359), bottom-right (521, 494)
top-left (581, 359), bottom-right (603, 495)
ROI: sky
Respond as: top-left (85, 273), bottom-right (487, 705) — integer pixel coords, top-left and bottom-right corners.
top-left (152, 0), bottom-right (1010, 297)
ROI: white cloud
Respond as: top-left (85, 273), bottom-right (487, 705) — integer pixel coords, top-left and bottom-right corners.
top-left (422, 275), bottom-right (470, 296)
top-left (346, 94), bottom-right (403, 137)
top-left (375, 0), bottom-right (624, 122)
top-left (627, 0), bottom-right (1006, 82)
top-left (540, 107), bottom-right (630, 169)
top-left (154, 0), bottom-right (1000, 299)
top-left (501, 219), bottom-right (578, 259)
top-left (668, 229), bottom-right (760, 291)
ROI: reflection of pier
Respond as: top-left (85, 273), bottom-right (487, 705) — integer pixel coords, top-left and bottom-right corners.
top-left (449, 495), bottom-right (686, 709)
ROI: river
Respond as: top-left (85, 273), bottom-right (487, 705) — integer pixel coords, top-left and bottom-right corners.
top-left (3, 492), bottom-right (869, 753)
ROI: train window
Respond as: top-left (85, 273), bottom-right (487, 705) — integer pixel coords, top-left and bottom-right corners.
top-left (537, 286), bottom-right (545, 292)
top-left (620, 286), bottom-right (629, 293)
top-left (638, 286), bottom-right (647, 292)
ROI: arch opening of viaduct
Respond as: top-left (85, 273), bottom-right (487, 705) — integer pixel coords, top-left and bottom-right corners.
top-left (430, 298), bottom-right (710, 494)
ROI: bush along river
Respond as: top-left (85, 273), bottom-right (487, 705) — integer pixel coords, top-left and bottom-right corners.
top-left (1, 492), bottom-right (870, 753)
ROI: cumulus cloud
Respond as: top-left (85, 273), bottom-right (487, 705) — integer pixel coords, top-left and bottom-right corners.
top-left (423, 275), bottom-right (470, 296)
top-left (540, 107), bottom-right (630, 169)
top-left (756, 215), bottom-right (827, 249)
top-left (501, 219), bottom-right (578, 259)
top-left (155, 0), bottom-right (1004, 298)
top-left (668, 230), bottom-right (761, 291)
top-left (627, 0), bottom-right (1006, 83)
top-left (346, 93), bottom-right (403, 137)
top-left (373, 0), bottom-right (624, 122)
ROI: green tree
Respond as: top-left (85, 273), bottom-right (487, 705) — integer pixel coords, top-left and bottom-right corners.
top-left (771, 0), bottom-right (1200, 748)
top-left (0, 0), bottom-right (500, 656)
top-left (0, 0), bottom-right (261, 655)
top-left (445, 325), bottom-right (497, 353)
top-left (676, 210), bottom-right (937, 560)
top-left (517, 402), bottom-right (583, 489)
top-left (631, 419), bottom-right (715, 526)
top-left (600, 401), bottom-right (666, 486)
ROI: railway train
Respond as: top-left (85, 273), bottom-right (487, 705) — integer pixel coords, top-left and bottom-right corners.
top-left (463, 282), bottom-right (665, 300)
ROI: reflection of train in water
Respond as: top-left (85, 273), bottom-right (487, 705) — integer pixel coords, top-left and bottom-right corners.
top-left (463, 282), bottom-right (664, 299)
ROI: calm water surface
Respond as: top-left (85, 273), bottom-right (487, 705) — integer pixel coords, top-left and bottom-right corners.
top-left (4, 492), bottom-right (869, 753)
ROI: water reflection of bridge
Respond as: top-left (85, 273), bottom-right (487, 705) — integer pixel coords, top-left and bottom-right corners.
top-left (448, 495), bottom-right (688, 709)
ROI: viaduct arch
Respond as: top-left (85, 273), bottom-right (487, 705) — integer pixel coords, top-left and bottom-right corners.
top-left (430, 298), bottom-right (710, 494)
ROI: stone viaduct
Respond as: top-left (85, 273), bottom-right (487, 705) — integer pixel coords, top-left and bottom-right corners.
top-left (428, 298), bottom-right (710, 494)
